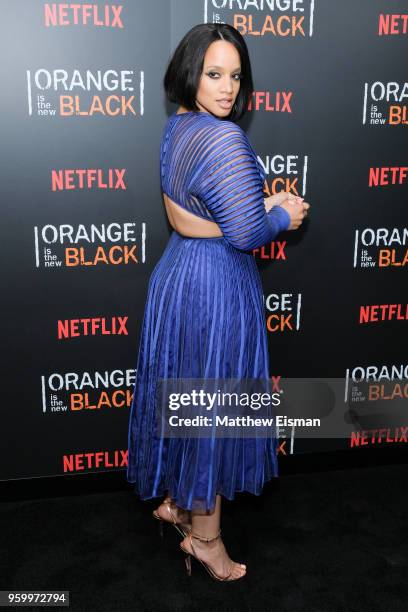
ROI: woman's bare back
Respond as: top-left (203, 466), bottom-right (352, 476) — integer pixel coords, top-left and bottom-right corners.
top-left (162, 191), bottom-right (223, 238)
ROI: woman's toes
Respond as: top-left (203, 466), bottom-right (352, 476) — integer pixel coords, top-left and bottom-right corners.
top-left (230, 562), bottom-right (246, 579)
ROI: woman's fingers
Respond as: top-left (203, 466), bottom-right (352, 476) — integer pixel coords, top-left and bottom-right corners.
top-left (287, 195), bottom-right (310, 212)
top-left (280, 196), bottom-right (311, 229)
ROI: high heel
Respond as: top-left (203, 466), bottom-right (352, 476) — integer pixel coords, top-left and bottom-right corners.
top-left (156, 516), bottom-right (165, 540)
top-left (152, 499), bottom-right (191, 539)
top-left (183, 551), bottom-right (192, 576)
top-left (179, 529), bottom-right (246, 582)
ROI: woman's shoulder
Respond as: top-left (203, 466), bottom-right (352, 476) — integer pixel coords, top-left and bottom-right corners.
top-left (168, 111), bottom-right (245, 135)
top-left (188, 114), bottom-right (250, 150)
top-left (161, 112), bottom-right (243, 151)
top-left (161, 112), bottom-right (254, 167)
top-left (197, 113), bottom-right (245, 134)
top-left (191, 115), bottom-right (265, 181)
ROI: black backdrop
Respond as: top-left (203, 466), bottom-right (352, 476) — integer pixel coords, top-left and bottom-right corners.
top-left (0, 0), bottom-right (406, 481)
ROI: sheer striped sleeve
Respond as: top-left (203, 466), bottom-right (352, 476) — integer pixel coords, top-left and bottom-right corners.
top-left (189, 121), bottom-right (291, 251)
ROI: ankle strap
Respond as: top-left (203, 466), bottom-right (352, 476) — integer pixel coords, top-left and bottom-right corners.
top-left (191, 528), bottom-right (221, 543)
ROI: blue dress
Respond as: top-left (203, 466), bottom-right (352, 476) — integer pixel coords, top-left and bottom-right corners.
top-left (127, 110), bottom-right (291, 512)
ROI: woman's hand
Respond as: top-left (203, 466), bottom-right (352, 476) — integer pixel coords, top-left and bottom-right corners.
top-left (279, 196), bottom-right (310, 230)
top-left (264, 191), bottom-right (310, 230)
top-left (264, 190), bottom-right (294, 209)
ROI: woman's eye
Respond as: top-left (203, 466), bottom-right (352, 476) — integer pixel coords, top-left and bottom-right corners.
top-left (207, 72), bottom-right (242, 80)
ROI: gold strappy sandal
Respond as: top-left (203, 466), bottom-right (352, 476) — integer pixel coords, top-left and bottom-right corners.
top-left (179, 529), bottom-right (246, 581)
top-left (152, 498), bottom-right (191, 539)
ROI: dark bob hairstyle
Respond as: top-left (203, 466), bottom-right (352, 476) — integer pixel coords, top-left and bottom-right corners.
top-left (163, 23), bottom-right (254, 123)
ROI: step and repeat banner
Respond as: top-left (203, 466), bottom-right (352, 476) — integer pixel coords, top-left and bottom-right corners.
top-left (0, 1), bottom-right (406, 481)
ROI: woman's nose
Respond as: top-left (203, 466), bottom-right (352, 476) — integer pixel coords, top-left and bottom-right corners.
top-left (220, 77), bottom-right (234, 93)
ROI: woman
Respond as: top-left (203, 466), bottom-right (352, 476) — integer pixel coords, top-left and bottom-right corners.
top-left (127, 23), bottom-right (309, 582)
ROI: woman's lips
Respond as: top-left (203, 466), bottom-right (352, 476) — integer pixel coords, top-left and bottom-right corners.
top-left (216, 99), bottom-right (233, 109)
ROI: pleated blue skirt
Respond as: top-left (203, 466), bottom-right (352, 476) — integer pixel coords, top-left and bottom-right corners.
top-left (126, 230), bottom-right (279, 512)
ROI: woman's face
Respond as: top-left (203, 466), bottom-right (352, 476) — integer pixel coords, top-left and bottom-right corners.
top-left (195, 40), bottom-right (242, 118)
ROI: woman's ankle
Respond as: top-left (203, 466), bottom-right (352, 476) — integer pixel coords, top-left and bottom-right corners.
top-left (193, 537), bottom-right (221, 550)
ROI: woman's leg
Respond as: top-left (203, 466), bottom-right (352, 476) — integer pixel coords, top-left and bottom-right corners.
top-left (181, 495), bottom-right (246, 579)
top-left (155, 491), bottom-right (192, 532)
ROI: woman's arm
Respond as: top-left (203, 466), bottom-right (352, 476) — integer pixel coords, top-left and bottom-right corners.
top-left (190, 122), bottom-right (291, 252)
